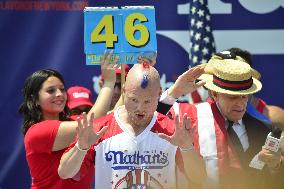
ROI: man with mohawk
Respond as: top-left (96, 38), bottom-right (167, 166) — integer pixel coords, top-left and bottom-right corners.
top-left (58, 63), bottom-right (206, 189)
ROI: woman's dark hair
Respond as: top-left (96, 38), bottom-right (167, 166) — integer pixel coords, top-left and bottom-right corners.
top-left (19, 69), bottom-right (70, 135)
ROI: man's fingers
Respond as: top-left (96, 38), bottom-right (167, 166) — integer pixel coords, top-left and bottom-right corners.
top-left (82, 112), bottom-right (88, 128)
top-left (191, 123), bottom-right (196, 132)
top-left (195, 80), bottom-right (206, 88)
top-left (75, 126), bottom-right (79, 134)
top-left (182, 113), bottom-right (189, 130)
top-left (191, 67), bottom-right (205, 79)
top-left (186, 65), bottom-right (205, 78)
top-left (174, 114), bottom-right (180, 130)
top-left (105, 50), bottom-right (113, 63)
top-left (76, 118), bottom-right (81, 133)
top-left (179, 69), bottom-right (191, 79)
top-left (183, 114), bottom-right (191, 130)
top-left (179, 66), bottom-right (204, 84)
top-left (76, 116), bottom-right (83, 135)
top-left (101, 50), bottom-right (107, 63)
top-left (113, 63), bottom-right (120, 70)
top-left (97, 126), bottom-right (109, 138)
top-left (89, 113), bottom-right (94, 128)
top-left (113, 55), bottom-right (119, 65)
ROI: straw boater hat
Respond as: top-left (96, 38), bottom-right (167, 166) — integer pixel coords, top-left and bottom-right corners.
top-left (200, 53), bottom-right (262, 95)
top-left (202, 51), bottom-right (261, 80)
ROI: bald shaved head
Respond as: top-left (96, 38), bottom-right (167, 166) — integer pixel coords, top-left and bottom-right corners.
top-left (124, 64), bottom-right (160, 93)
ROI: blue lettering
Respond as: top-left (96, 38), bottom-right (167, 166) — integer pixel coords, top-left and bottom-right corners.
top-left (105, 151), bottom-right (124, 164)
top-left (105, 150), bottom-right (170, 170)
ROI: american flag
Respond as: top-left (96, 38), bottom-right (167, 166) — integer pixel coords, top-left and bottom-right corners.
top-left (188, 0), bottom-right (216, 68)
top-left (188, 0), bottom-right (215, 104)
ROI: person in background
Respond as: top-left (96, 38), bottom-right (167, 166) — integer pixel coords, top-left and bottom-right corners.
top-left (160, 52), bottom-right (284, 189)
top-left (67, 86), bottom-right (93, 120)
top-left (58, 63), bottom-right (206, 189)
top-left (99, 64), bottom-right (130, 111)
top-left (19, 51), bottom-right (118, 189)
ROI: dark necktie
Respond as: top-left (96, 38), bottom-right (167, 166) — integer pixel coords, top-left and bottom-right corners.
top-left (227, 121), bottom-right (243, 153)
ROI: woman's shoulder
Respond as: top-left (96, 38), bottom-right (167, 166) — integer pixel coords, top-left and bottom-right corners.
top-left (24, 120), bottom-right (63, 153)
top-left (29, 120), bottom-right (61, 132)
top-left (25, 120), bottom-right (62, 142)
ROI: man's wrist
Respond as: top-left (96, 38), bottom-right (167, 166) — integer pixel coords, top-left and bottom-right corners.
top-left (179, 143), bottom-right (194, 153)
top-left (167, 87), bottom-right (181, 99)
top-left (159, 89), bottom-right (177, 105)
top-left (75, 141), bottom-right (90, 153)
top-left (102, 81), bottom-right (116, 88)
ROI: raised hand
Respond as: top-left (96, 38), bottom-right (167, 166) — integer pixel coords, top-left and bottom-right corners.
top-left (76, 112), bottom-right (108, 150)
top-left (100, 50), bottom-right (120, 84)
top-left (159, 113), bottom-right (195, 149)
top-left (168, 65), bottom-right (206, 99)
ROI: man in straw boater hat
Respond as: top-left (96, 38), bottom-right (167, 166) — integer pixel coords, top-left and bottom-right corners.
top-left (206, 49), bottom-right (284, 129)
top-left (174, 48), bottom-right (284, 130)
top-left (158, 52), bottom-right (284, 189)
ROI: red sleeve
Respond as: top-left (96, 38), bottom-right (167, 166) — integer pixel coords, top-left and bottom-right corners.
top-left (151, 113), bottom-right (175, 136)
top-left (25, 120), bottom-right (61, 154)
top-left (167, 107), bottom-right (175, 120)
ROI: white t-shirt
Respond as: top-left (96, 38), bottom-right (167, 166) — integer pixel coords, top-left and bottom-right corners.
top-left (94, 108), bottom-right (179, 189)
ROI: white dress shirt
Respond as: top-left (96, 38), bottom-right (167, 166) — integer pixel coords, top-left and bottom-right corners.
top-left (226, 120), bottom-right (250, 152)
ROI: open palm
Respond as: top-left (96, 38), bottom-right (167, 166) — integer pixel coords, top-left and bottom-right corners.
top-left (159, 113), bottom-right (194, 149)
top-left (76, 112), bottom-right (108, 150)
top-left (168, 65), bottom-right (206, 99)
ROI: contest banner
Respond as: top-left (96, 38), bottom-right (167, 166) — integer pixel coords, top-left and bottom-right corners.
top-left (84, 6), bottom-right (157, 65)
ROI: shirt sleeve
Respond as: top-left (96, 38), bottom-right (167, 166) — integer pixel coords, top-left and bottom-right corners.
top-left (159, 89), bottom-right (178, 105)
top-left (25, 120), bottom-right (61, 154)
top-left (157, 101), bottom-right (173, 115)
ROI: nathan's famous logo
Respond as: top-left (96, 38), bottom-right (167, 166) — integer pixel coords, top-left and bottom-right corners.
top-left (114, 169), bottom-right (164, 189)
top-left (105, 150), bottom-right (169, 170)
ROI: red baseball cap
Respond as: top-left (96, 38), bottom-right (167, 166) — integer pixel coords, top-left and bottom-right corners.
top-left (67, 86), bottom-right (93, 109)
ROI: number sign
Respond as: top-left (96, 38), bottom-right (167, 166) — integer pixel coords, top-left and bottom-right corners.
top-left (84, 6), bottom-right (157, 65)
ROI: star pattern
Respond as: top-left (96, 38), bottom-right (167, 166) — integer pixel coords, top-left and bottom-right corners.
top-left (188, 0), bottom-right (216, 67)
